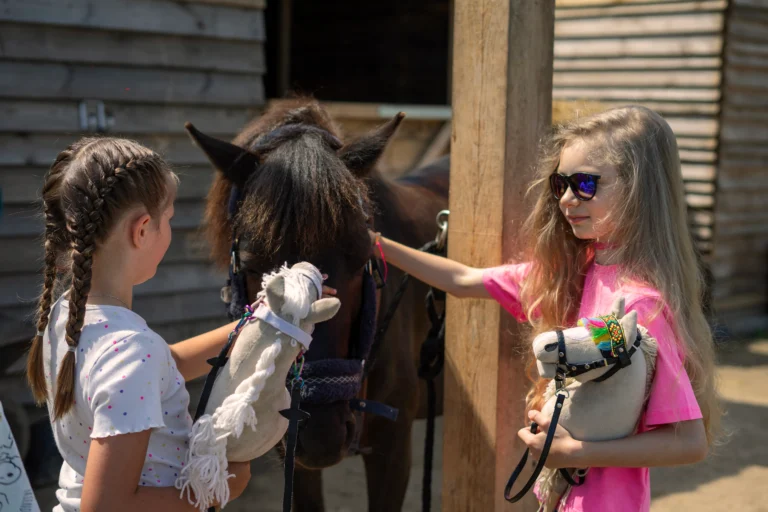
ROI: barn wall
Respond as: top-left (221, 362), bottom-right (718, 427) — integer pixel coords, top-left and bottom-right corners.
top-left (712, 0), bottom-right (768, 332)
top-left (554, 0), bottom-right (729, 257)
top-left (0, 0), bottom-right (266, 363)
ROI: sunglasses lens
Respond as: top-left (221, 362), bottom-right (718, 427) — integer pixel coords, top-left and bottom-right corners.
top-left (574, 174), bottom-right (597, 199)
top-left (550, 175), bottom-right (568, 199)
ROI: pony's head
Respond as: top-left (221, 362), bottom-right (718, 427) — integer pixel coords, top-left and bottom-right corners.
top-left (532, 297), bottom-right (638, 383)
top-left (191, 99), bottom-right (403, 468)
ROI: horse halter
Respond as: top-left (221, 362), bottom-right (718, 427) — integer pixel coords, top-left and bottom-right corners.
top-left (219, 127), bottom-right (399, 447)
top-left (554, 325), bottom-right (642, 385)
top-left (504, 322), bottom-right (643, 504)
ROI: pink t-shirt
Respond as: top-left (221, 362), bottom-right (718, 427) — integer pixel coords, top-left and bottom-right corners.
top-left (483, 262), bottom-right (702, 512)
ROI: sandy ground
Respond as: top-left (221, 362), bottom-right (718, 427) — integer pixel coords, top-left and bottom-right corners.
top-left (34, 338), bottom-right (768, 511)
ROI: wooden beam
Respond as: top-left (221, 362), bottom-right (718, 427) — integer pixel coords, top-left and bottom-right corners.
top-left (0, 100), bottom-right (259, 135)
top-left (0, 62), bottom-right (266, 107)
top-left (415, 121), bottom-right (452, 169)
top-left (444, 1), bottom-right (554, 511)
top-left (556, 0), bottom-right (727, 18)
top-left (0, 22), bottom-right (266, 73)
top-left (0, 0), bottom-right (266, 40)
top-left (177, 0), bottom-right (266, 9)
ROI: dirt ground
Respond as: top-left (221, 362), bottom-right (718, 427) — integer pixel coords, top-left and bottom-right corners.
top-left (34, 338), bottom-right (768, 511)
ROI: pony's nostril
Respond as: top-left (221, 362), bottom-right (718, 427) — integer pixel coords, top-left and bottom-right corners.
top-left (545, 343), bottom-right (558, 352)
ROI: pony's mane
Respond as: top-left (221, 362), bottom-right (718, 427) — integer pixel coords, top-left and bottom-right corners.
top-left (203, 98), bottom-right (369, 270)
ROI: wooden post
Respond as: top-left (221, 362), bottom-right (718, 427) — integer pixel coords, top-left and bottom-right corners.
top-left (443, 1), bottom-right (555, 511)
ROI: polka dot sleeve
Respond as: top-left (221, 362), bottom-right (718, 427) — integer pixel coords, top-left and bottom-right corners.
top-left (86, 333), bottom-right (170, 438)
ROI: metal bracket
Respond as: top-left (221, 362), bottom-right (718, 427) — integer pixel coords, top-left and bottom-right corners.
top-left (78, 100), bottom-right (115, 133)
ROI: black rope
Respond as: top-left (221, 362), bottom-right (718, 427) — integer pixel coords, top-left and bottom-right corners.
top-left (504, 392), bottom-right (567, 503)
top-left (363, 236), bottom-right (446, 512)
top-left (194, 334), bottom-right (238, 512)
top-left (418, 294), bottom-right (445, 512)
top-left (423, 378), bottom-right (437, 511)
top-left (365, 240), bottom-right (441, 379)
top-left (280, 385), bottom-right (310, 512)
top-left (417, 249), bottom-right (447, 512)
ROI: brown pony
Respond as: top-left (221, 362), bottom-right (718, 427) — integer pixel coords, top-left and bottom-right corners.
top-left (191, 98), bottom-right (449, 511)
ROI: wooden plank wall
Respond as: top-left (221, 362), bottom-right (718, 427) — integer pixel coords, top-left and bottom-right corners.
top-left (0, 0), bottom-right (266, 357)
top-left (305, 100), bottom-right (606, 179)
top-left (712, 0), bottom-right (768, 331)
top-left (554, 0), bottom-right (728, 255)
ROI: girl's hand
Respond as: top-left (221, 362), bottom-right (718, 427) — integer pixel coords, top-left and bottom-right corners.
top-left (320, 274), bottom-right (337, 298)
top-left (517, 410), bottom-right (581, 469)
top-left (226, 461), bottom-right (252, 501)
top-left (368, 229), bottom-right (380, 247)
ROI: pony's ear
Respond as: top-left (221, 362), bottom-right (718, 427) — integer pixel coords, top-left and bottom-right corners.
top-left (611, 296), bottom-right (626, 318)
top-left (619, 310), bottom-right (638, 345)
top-left (306, 298), bottom-right (341, 325)
top-left (264, 275), bottom-right (286, 316)
top-left (185, 122), bottom-right (259, 187)
top-left (339, 112), bottom-right (405, 177)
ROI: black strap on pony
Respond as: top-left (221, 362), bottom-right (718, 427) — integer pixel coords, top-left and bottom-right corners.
top-left (223, 184), bottom-right (250, 321)
top-left (417, 282), bottom-right (445, 512)
top-left (365, 237), bottom-right (447, 512)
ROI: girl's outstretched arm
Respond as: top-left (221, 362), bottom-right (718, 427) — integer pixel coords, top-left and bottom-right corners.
top-left (80, 430), bottom-right (251, 512)
top-left (170, 284), bottom-right (337, 381)
top-left (169, 320), bottom-right (239, 381)
top-left (374, 232), bottom-right (490, 300)
top-left (519, 410), bottom-right (709, 469)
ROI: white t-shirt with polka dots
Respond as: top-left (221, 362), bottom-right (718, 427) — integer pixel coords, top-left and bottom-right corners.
top-left (42, 296), bottom-right (193, 512)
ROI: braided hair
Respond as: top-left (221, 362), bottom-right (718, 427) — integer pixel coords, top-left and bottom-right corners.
top-left (26, 137), bottom-right (176, 420)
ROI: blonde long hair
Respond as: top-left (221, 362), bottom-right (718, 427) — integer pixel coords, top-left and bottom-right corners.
top-left (520, 105), bottom-right (721, 444)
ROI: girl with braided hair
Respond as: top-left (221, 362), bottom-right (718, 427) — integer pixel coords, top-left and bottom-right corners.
top-left (25, 138), bottom-right (258, 511)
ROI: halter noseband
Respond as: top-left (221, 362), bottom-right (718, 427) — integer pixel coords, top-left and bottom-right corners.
top-left (555, 327), bottom-right (642, 386)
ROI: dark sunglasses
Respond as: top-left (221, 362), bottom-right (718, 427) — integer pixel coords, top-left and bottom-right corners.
top-left (549, 172), bottom-right (601, 201)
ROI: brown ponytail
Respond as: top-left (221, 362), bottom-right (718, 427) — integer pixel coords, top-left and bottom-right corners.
top-left (26, 138), bottom-right (176, 419)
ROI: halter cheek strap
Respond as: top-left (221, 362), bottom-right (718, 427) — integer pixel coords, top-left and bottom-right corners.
top-left (253, 304), bottom-right (313, 351)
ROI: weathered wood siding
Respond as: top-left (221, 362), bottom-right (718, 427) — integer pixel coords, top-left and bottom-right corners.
top-left (554, 0), bottom-right (728, 256)
top-left (0, 0), bottom-right (266, 355)
top-left (712, 0), bottom-right (768, 331)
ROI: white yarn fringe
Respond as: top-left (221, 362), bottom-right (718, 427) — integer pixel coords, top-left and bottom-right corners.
top-left (176, 415), bottom-right (231, 510)
top-left (175, 339), bottom-right (283, 510)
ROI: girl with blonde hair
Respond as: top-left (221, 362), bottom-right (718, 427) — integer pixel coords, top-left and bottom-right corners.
top-left (372, 105), bottom-right (720, 511)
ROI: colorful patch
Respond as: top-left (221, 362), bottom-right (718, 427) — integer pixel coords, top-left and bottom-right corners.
top-left (577, 313), bottom-right (626, 357)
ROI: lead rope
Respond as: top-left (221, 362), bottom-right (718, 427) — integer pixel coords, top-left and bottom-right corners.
top-left (281, 354), bottom-right (309, 512)
top-left (193, 303), bottom-right (258, 512)
top-left (191, 302), bottom-right (310, 512)
top-left (419, 210), bottom-right (448, 512)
